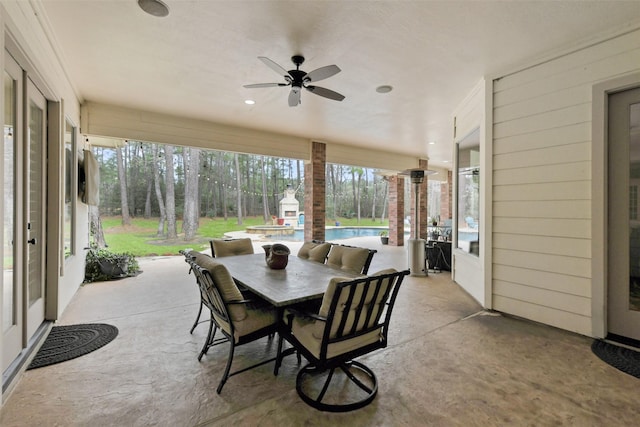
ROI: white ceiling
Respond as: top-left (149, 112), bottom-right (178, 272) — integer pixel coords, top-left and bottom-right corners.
top-left (40, 0), bottom-right (640, 168)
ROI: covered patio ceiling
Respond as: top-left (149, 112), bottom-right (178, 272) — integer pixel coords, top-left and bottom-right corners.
top-left (39, 0), bottom-right (640, 168)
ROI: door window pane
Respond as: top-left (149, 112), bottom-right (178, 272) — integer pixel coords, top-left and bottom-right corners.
top-left (64, 120), bottom-right (75, 259)
top-left (3, 71), bottom-right (16, 331)
top-left (28, 100), bottom-right (43, 305)
top-left (629, 102), bottom-right (640, 312)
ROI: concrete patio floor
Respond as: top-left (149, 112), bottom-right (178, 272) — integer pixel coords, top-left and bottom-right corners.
top-left (1, 237), bottom-right (638, 426)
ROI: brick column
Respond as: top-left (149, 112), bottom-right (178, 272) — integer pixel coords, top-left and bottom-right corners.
top-left (387, 175), bottom-right (404, 246)
top-left (440, 170), bottom-right (453, 221)
top-left (304, 141), bottom-right (326, 242)
top-left (410, 159), bottom-right (429, 240)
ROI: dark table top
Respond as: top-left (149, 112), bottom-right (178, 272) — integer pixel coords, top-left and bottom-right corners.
top-left (214, 253), bottom-right (362, 307)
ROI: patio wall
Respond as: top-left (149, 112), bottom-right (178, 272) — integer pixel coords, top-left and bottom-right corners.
top-left (490, 27), bottom-right (640, 336)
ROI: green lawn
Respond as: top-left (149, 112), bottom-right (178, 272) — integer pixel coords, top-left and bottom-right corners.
top-left (101, 216), bottom-right (388, 257)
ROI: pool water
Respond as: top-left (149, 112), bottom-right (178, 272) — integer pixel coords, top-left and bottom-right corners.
top-left (270, 227), bottom-right (390, 241)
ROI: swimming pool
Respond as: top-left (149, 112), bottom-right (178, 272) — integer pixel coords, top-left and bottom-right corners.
top-left (270, 227), bottom-right (391, 241)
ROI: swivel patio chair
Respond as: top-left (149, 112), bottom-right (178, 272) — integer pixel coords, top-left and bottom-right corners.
top-left (185, 254), bottom-right (278, 394)
top-left (276, 268), bottom-right (409, 411)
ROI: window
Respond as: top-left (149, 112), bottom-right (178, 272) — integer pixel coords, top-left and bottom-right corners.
top-left (63, 119), bottom-right (76, 259)
top-left (456, 129), bottom-right (480, 256)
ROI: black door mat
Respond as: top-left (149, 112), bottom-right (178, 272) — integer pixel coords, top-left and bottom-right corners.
top-left (591, 339), bottom-right (640, 380)
top-left (28, 323), bottom-right (118, 370)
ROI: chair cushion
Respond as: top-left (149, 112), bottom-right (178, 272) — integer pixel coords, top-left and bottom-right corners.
top-left (297, 241), bottom-right (332, 263)
top-left (193, 254), bottom-right (247, 322)
top-left (313, 269), bottom-right (397, 340)
top-left (231, 305), bottom-right (277, 344)
top-left (292, 315), bottom-right (383, 360)
top-left (211, 238), bottom-right (254, 257)
top-left (326, 245), bottom-right (370, 274)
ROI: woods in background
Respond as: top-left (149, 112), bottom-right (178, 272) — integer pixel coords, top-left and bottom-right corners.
top-left (90, 141), bottom-right (392, 244)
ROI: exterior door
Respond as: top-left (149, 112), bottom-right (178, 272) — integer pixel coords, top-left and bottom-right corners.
top-left (25, 78), bottom-right (47, 339)
top-left (1, 53), bottom-right (47, 372)
top-left (608, 86), bottom-right (640, 342)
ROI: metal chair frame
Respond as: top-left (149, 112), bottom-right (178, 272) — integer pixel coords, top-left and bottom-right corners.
top-left (276, 269), bottom-right (409, 411)
top-left (184, 256), bottom-right (278, 394)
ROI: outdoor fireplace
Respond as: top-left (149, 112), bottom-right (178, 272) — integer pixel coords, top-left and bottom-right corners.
top-left (279, 184), bottom-right (300, 227)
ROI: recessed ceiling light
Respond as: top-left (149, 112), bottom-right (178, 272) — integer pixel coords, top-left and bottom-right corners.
top-left (138, 0), bottom-right (169, 17)
top-left (244, 99), bottom-right (255, 105)
top-left (428, 141), bottom-right (436, 145)
top-left (442, 160), bottom-right (450, 163)
top-left (376, 85), bottom-right (393, 94)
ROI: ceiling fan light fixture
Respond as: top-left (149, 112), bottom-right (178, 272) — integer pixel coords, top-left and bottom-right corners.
top-left (137, 0), bottom-right (170, 17)
top-left (376, 85), bottom-right (393, 94)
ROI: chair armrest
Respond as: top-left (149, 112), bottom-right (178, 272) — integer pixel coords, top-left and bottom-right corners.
top-left (227, 299), bottom-right (254, 305)
top-left (286, 307), bottom-right (327, 323)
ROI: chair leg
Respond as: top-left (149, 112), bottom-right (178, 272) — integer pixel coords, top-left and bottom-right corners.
top-left (274, 333), bottom-right (284, 376)
top-left (198, 318), bottom-right (216, 361)
top-left (190, 300), bottom-right (203, 334)
top-left (295, 361), bottom-right (378, 412)
top-left (217, 340), bottom-right (235, 394)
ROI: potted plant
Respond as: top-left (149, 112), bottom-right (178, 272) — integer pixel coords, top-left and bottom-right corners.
top-left (85, 246), bottom-right (140, 283)
top-left (380, 231), bottom-right (389, 245)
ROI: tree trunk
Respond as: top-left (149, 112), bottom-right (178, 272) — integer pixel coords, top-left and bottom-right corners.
top-left (182, 147), bottom-right (200, 240)
top-left (165, 145), bottom-right (178, 239)
top-left (116, 146), bottom-right (131, 225)
top-left (89, 205), bottom-right (106, 248)
top-left (234, 153), bottom-right (243, 225)
top-left (152, 144), bottom-right (166, 237)
top-left (261, 156), bottom-right (270, 222)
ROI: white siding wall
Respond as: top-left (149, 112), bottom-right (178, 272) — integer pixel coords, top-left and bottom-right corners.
top-left (491, 28), bottom-right (640, 336)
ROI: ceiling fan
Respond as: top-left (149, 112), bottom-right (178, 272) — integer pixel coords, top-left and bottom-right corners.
top-left (244, 55), bottom-right (345, 107)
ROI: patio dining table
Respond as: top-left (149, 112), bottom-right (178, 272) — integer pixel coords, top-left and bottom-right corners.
top-left (213, 253), bottom-right (362, 307)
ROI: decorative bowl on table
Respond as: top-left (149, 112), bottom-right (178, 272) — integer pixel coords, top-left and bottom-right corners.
top-left (262, 243), bottom-right (291, 270)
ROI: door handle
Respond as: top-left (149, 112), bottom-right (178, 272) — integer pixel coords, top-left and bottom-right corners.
top-left (27, 238), bottom-right (37, 245)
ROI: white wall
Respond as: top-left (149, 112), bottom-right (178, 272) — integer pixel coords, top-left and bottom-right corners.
top-left (490, 27), bottom-right (640, 336)
top-left (81, 102), bottom-right (419, 172)
top-left (1, 2), bottom-right (86, 321)
top-left (452, 79), bottom-right (490, 306)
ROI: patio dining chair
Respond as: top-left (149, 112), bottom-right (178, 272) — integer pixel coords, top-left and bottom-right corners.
top-left (276, 268), bottom-right (409, 411)
top-left (185, 253), bottom-right (278, 394)
top-left (325, 244), bottom-right (376, 275)
top-left (297, 241), bottom-right (332, 263)
top-left (181, 238), bottom-right (255, 332)
top-left (209, 237), bottom-right (254, 258)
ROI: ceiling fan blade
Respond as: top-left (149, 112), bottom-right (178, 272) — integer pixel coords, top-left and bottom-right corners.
top-left (243, 83), bottom-right (288, 88)
top-left (305, 85), bottom-right (345, 101)
top-left (258, 56), bottom-right (289, 78)
top-left (288, 89), bottom-right (301, 107)
top-left (305, 65), bottom-right (341, 82)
